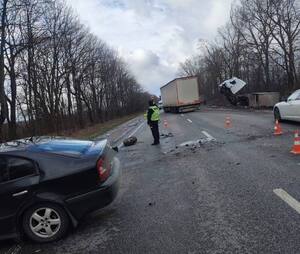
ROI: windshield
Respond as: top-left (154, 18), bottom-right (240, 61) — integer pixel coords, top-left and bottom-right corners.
top-left (288, 90), bottom-right (300, 101)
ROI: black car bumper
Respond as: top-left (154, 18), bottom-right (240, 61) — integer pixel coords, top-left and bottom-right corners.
top-left (65, 157), bottom-right (121, 219)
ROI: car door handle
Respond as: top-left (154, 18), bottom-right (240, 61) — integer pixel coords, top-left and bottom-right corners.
top-left (13, 190), bottom-right (28, 197)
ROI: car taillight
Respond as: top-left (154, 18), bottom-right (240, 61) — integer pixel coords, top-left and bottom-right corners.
top-left (97, 158), bottom-right (110, 181)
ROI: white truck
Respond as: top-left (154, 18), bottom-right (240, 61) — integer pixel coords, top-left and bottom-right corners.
top-left (160, 76), bottom-right (202, 113)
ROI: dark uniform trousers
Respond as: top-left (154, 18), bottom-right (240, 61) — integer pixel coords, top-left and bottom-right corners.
top-left (150, 121), bottom-right (160, 144)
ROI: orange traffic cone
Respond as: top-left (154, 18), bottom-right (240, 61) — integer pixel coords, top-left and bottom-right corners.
top-left (225, 116), bottom-right (232, 128)
top-left (291, 130), bottom-right (300, 155)
top-left (164, 120), bottom-right (168, 128)
top-left (274, 120), bottom-right (283, 135)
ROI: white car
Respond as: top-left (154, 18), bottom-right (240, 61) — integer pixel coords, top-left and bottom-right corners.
top-left (274, 89), bottom-right (300, 122)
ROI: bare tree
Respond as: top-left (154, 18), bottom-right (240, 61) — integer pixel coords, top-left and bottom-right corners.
top-left (179, 0), bottom-right (300, 100)
top-left (0, 0), bottom-right (149, 141)
top-left (0, 0), bottom-right (9, 139)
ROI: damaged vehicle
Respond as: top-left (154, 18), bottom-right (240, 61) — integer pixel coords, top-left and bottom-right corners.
top-left (0, 137), bottom-right (120, 243)
top-left (274, 89), bottom-right (300, 122)
top-left (219, 77), bottom-right (248, 106)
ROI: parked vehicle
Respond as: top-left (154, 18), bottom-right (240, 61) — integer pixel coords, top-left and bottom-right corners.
top-left (160, 76), bottom-right (202, 113)
top-left (0, 137), bottom-right (120, 243)
top-left (274, 89), bottom-right (300, 122)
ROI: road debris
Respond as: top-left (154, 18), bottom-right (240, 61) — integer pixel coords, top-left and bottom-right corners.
top-left (161, 132), bottom-right (174, 138)
top-left (179, 138), bottom-right (209, 147)
top-left (123, 136), bottom-right (138, 147)
top-left (159, 137), bottom-right (221, 155)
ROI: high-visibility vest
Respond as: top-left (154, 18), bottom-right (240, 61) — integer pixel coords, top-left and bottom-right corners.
top-left (149, 106), bottom-right (160, 121)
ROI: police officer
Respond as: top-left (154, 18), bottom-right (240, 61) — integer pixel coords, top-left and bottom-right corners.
top-left (147, 100), bottom-right (160, 145)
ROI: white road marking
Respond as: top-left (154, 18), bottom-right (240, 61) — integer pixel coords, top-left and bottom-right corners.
top-left (187, 119), bottom-right (193, 123)
top-left (201, 131), bottom-right (216, 141)
top-left (110, 121), bottom-right (138, 142)
top-left (118, 122), bottom-right (145, 149)
top-left (181, 114), bottom-right (184, 117)
top-left (273, 188), bottom-right (300, 214)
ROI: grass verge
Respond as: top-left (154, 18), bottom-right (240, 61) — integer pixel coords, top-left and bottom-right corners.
top-left (68, 113), bottom-right (142, 140)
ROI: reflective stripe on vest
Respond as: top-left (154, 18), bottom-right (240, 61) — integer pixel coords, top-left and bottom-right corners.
top-left (150, 106), bottom-right (160, 121)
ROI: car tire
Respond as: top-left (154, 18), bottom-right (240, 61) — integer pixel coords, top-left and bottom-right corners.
top-left (22, 203), bottom-right (69, 243)
top-left (274, 107), bottom-right (282, 122)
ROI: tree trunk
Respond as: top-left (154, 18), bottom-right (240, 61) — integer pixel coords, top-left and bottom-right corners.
top-left (0, 0), bottom-right (8, 128)
top-left (8, 57), bottom-right (17, 139)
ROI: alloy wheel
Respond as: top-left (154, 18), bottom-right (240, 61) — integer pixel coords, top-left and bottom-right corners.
top-left (29, 207), bottom-right (61, 239)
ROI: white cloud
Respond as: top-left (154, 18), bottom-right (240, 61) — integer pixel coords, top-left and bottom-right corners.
top-left (122, 48), bottom-right (175, 92)
top-left (65, 0), bottom-right (234, 95)
top-left (204, 0), bottom-right (234, 31)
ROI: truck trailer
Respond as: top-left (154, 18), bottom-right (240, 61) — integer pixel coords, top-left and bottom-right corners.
top-left (160, 76), bottom-right (202, 113)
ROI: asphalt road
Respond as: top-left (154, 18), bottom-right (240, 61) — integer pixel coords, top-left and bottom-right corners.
top-left (2, 107), bottom-right (300, 254)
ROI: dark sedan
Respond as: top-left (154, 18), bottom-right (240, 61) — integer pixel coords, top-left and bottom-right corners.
top-left (0, 137), bottom-right (120, 243)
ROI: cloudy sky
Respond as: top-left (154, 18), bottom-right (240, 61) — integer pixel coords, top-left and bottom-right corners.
top-left (65, 0), bottom-right (234, 95)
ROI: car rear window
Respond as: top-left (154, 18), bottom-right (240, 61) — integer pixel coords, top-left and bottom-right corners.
top-left (28, 140), bottom-right (94, 156)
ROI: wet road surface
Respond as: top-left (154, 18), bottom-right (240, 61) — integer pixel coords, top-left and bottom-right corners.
top-left (2, 107), bottom-right (300, 254)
